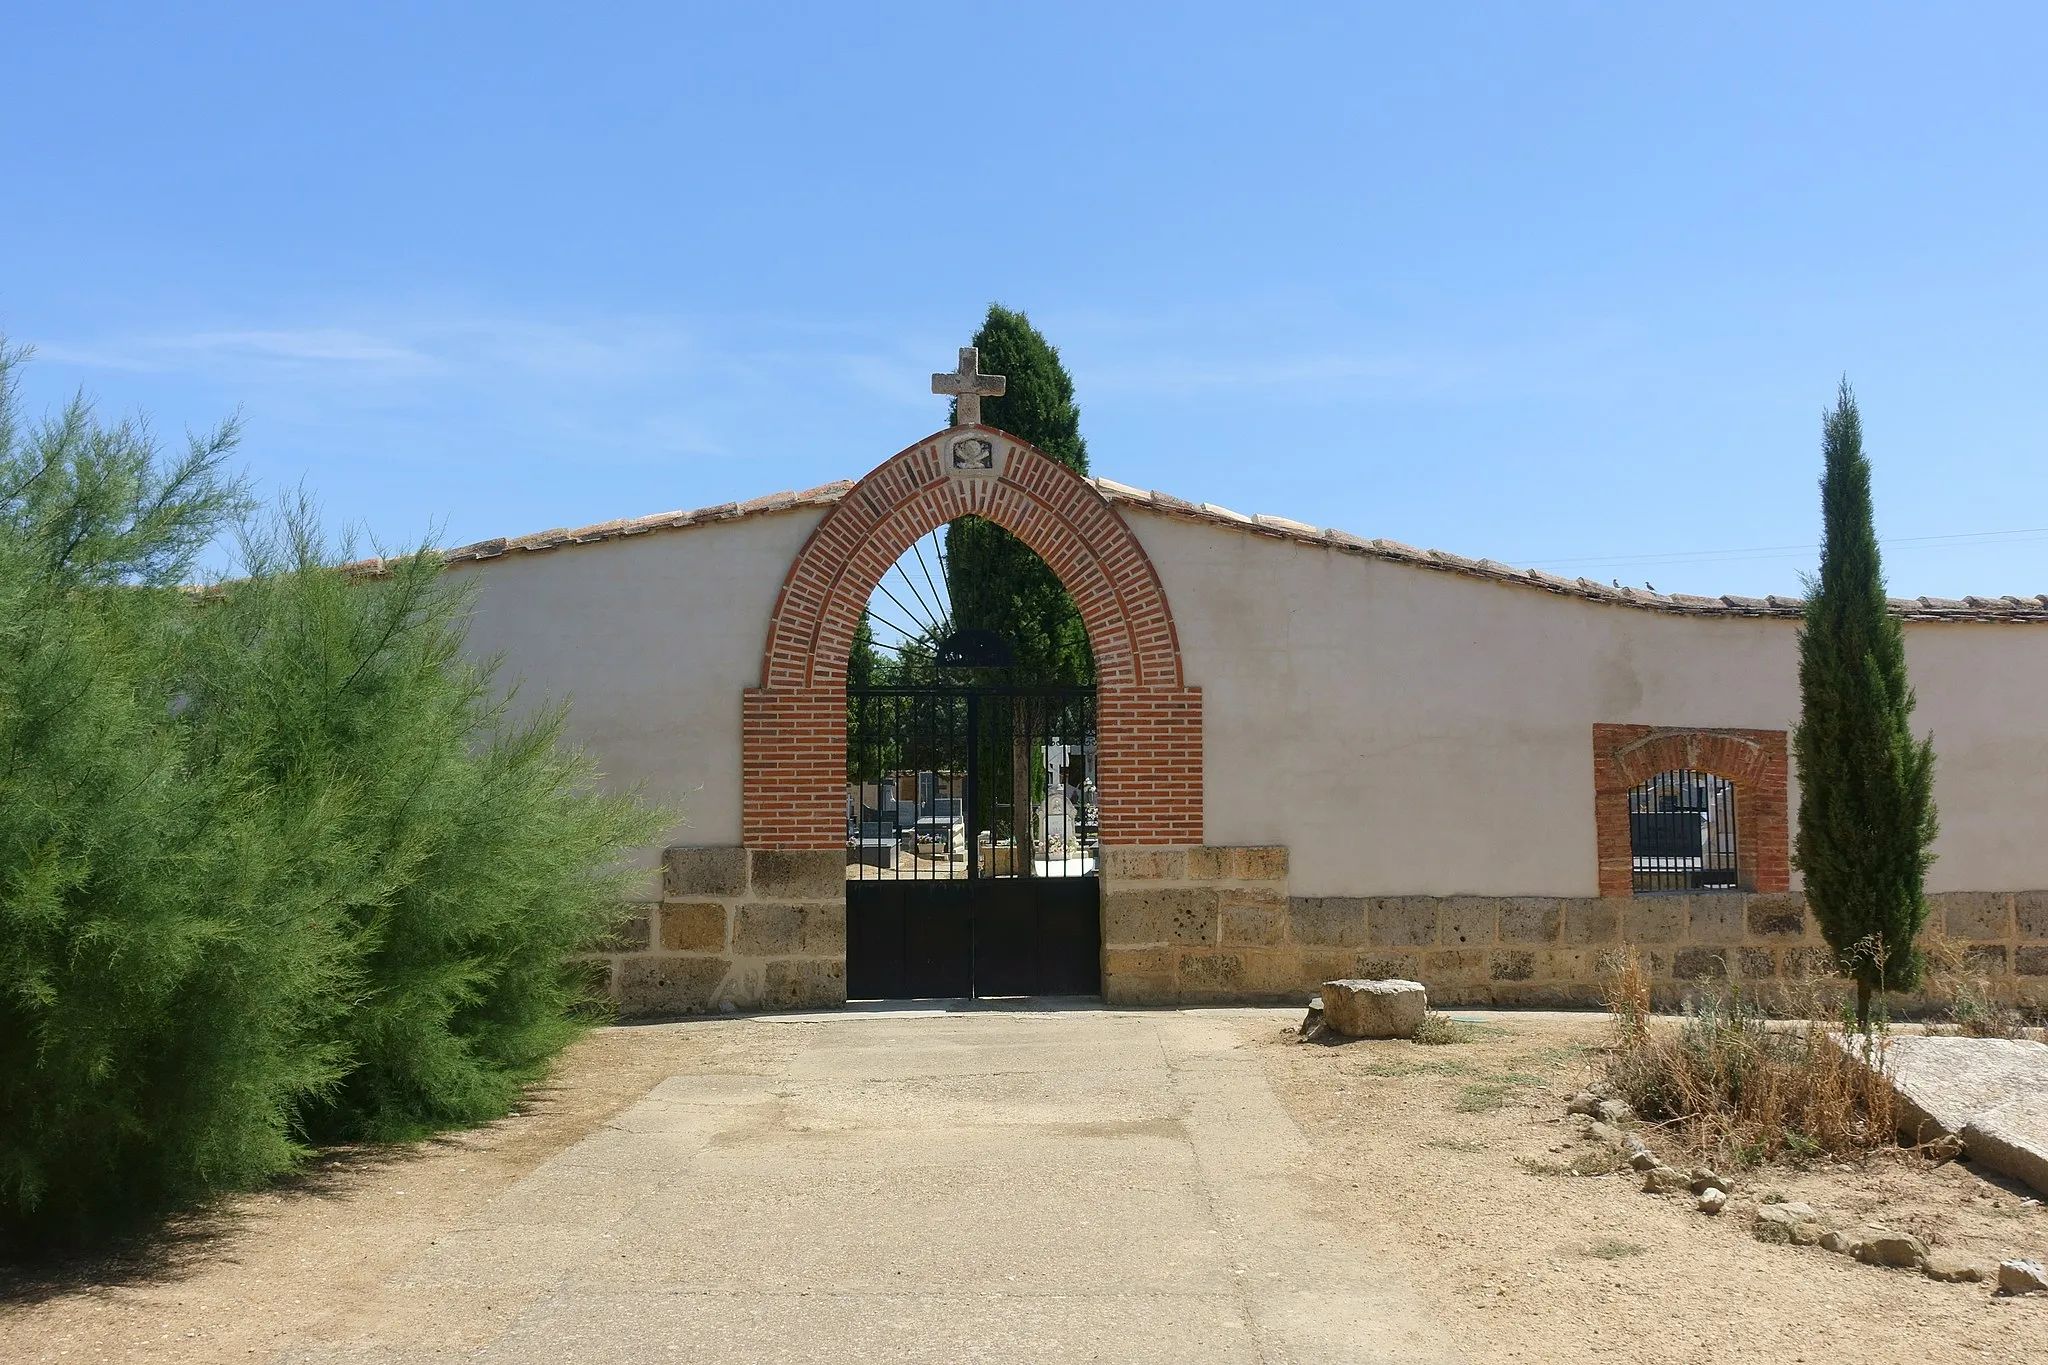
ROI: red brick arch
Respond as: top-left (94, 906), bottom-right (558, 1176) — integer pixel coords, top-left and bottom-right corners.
top-left (743, 427), bottom-right (1203, 849)
top-left (1593, 724), bottom-right (1791, 897)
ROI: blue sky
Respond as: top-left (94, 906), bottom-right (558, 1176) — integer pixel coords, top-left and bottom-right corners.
top-left (3, 3), bottom-right (2044, 597)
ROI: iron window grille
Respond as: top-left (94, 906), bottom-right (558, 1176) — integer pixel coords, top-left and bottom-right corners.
top-left (1627, 769), bottom-right (1739, 893)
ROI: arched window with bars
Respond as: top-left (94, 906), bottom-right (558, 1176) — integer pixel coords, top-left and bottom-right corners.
top-left (1627, 769), bottom-right (1740, 892)
top-left (1593, 725), bottom-right (1790, 899)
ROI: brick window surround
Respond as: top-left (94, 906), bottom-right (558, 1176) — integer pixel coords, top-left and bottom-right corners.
top-left (744, 427), bottom-right (1204, 850)
top-left (1593, 724), bottom-right (1790, 898)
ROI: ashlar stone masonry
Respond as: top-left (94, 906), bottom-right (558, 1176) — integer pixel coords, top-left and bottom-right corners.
top-left (592, 846), bottom-right (847, 1017)
top-left (1096, 842), bottom-right (2048, 1011)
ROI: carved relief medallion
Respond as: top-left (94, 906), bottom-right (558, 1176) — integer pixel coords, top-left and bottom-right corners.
top-left (948, 435), bottom-right (996, 474)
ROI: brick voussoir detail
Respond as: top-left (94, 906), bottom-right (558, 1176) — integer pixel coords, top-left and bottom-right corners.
top-left (743, 428), bottom-right (1203, 850)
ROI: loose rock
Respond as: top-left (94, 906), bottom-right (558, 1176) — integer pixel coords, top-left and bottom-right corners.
top-left (1689, 1168), bottom-right (1730, 1195)
top-left (1851, 1231), bottom-right (1929, 1270)
top-left (1818, 1230), bottom-right (1854, 1254)
top-left (1998, 1259), bottom-right (2048, 1295)
top-left (1319, 979), bottom-right (1427, 1039)
top-left (1587, 1120), bottom-right (1627, 1148)
top-left (1643, 1166), bottom-right (1691, 1194)
top-left (1594, 1098), bottom-right (1637, 1126)
top-left (1922, 1253), bottom-right (1986, 1284)
top-left (1565, 1090), bottom-right (1602, 1117)
top-left (1752, 1202), bottom-right (1822, 1245)
top-left (1628, 1150), bottom-right (1661, 1171)
top-left (1697, 1188), bottom-right (1728, 1214)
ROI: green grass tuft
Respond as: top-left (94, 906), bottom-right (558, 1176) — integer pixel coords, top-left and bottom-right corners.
top-left (1586, 1240), bottom-right (1647, 1259)
top-left (1455, 1083), bottom-right (1515, 1112)
top-left (1425, 1137), bottom-right (1487, 1154)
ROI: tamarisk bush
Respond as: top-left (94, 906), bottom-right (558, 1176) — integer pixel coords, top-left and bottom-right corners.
top-left (0, 343), bottom-right (659, 1247)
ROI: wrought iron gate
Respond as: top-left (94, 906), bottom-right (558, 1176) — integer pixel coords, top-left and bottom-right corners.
top-left (844, 685), bottom-right (1100, 999)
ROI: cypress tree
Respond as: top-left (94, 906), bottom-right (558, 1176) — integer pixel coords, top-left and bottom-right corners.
top-left (944, 304), bottom-right (1093, 686)
top-left (1792, 381), bottom-right (1938, 1030)
top-left (941, 306), bottom-right (1093, 872)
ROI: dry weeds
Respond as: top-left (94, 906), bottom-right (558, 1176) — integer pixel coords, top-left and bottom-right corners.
top-left (1597, 948), bottom-right (1900, 1168)
top-left (1919, 927), bottom-right (2040, 1039)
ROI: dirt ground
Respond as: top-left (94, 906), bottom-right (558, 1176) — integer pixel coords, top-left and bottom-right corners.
top-left (2, 1008), bottom-right (2044, 1364)
top-left (0, 1022), bottom-right (799, 1364)
top-left (1261, 1010), bottom-right (2048, 1365)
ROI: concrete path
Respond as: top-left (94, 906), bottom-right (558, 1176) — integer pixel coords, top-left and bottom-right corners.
top-left (283, 1008), bottom-right (1459, 1364)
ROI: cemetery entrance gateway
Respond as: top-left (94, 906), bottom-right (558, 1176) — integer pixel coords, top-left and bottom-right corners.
top-left (743, 348), bottom-right (1206, 1010)
top-left (845, 684), bottom-right (1100, 999)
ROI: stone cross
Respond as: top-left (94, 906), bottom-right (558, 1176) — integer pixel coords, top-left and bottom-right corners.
top-left (931, 346), bottom-right (1006, 427)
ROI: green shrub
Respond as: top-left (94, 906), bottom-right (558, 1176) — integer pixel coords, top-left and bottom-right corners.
top-left (0, 344), bottom-right (661, 1246)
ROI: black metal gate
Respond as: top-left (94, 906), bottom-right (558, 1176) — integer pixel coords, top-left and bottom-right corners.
top-left (844, 685), bottom-right (1100, 999)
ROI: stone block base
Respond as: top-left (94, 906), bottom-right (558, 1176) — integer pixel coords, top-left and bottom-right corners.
top-left (591, 846), bottom-right (847, 1018)
top-left (1098, 856), bottom-right (2048, 1012)
top-left (593, 847), bottom-right (2048, 1018)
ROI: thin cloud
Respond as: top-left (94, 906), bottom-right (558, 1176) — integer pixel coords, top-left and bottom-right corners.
top-left (1096, 352), bottom-right (1469, 392)
top-left (39, 327), bottom-right (439, 379)
top-left (174, 329), bottom-right (435, 366)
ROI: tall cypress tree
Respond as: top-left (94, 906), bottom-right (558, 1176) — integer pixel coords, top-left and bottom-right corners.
top-left (1792, 381), bottom-right (1938, 1029)
top-left (944, 304), bottom-right (1093, 686)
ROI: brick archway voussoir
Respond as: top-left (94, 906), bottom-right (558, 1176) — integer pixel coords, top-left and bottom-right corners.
top-left (744, 427), bottom-right (1201, 850)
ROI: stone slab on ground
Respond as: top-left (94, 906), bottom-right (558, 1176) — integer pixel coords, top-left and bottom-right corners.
top-left (1866, 1034), bottom-right (2048, 1197)
top-left (1874, 1035), bottom-right (2048, 1138)
top-left (1320, 978), bottom-right (1427, 1039)
top-left (1962, 1092), bottom-right (2048, 1200)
